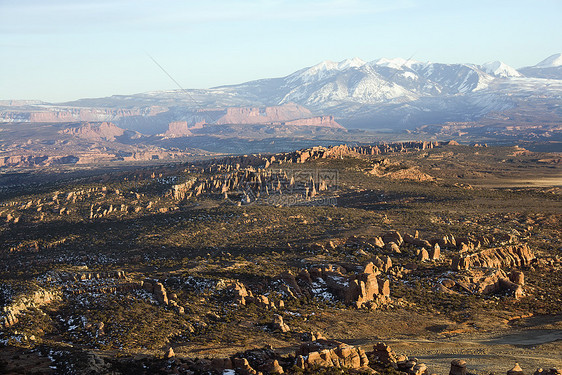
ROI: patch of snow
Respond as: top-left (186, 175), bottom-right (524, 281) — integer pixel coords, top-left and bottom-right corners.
top-left (401, 71), bottom-right (418, 80)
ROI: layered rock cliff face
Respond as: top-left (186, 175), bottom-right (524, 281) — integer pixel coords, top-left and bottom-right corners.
top-left (284, 115), bottom-right (341, 128)
top-left (60, 122), bottom-right (126, 141)
top-left (214, 103), bottom-right (313, 124)
top-left (213, 103), bottom-right (345, 129)
top-left (163, 121), bottom-right (193, 137)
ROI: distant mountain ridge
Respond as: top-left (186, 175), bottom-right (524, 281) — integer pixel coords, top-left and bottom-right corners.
top-left (1, 53), bottom-right (561, 132)
top-left (518, 53), bottom-right (562, 79)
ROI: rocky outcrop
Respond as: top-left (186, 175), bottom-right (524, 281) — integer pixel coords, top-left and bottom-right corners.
top-left (371, 343), bottom-right (428, 375)
top-left (233, 357), bottom-right (259, 375)
top-left (439, 269), bottom-right (525, 299)
top-left (1, 288), bottom-right (60, 328)
top-left (284, 116), bottom-right (342, 128)
top-left (452, 244), bottom-right (535, 271)
top-left (163, 121), bottom-right (193, 137)
top-left (371, 342), bottom-right (398, 365)
top-left (302, 262), bottom-right (391, 308)
top-left (143, 279), bottom-right (169, 305)
top-left (534, 369), bottom-right (562, 375)
top-left (370, 164), bottom-right (435, 182)
top-left (214, 103), bottom-right (345, 129)
top-left (404, 232), bottom-right (431, 248)
top-left (60, 122), bottom-right (126, 141)
top-left (383, 231), bottom-right (404, 246)
top-left (231, 281), bottom-right (282, 310)
top-left (450, 359), bottom-right (467, 375)
top-left (417, 248), bottom-right (430, 261)
top-left (295, 339), bottom-right (372, 373)
top-left (508, 363), bottom-right (525, 375)
top-left (272, 314), bottom-right (290, 333)
top-left (164, 347), bottom-right (175, 359)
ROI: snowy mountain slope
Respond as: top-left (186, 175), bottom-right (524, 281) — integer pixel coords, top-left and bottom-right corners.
top-left (518, 53), bottom-right (562, 79)
top-left (481, 61), bottom-right (522, 78)
top-left (535, 53), bottom-right (562, 68)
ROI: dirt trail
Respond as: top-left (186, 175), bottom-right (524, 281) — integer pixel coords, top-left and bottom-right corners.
top-left (469, 177), bottom-right (562, 188)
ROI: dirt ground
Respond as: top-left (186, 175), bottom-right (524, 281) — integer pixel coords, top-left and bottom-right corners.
top-left (171, 309), bottom-right (561, 375)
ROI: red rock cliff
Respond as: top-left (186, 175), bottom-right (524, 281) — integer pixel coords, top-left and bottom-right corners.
top-left (213, 103), bottom-right (344, 129)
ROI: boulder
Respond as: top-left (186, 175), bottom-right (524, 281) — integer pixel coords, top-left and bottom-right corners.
top-left (450, 359), bottom-right (467, 375)
top-left (211, 358), bottom-right (233, 372)
top-left (509, 270), bottom-right (525, 285)
top-left (508, 363), bottom-right (525, 375)
top-left (233, 357), bottom-right (259, 375)
top-left (273, 314), bottom-right (290, 333)
top-left (430, 243), bottom-right (440, 260)
top-left (386, 242), bottom-right (401, 253)
top-left (378, 278), bottom-right (390, 297)
top-left (263, 359), bottom-right (284, 374)
top-left (383, 231), bottom-right (403, 246)
top-left (373, 236), bottom-right (385, 248)
top-left (413, 363), bottom-right (428, 375)
top-left (153, 282), bottom-right (169, 305)
top-left (164, 347), bottom-right (175, 359)
top-left (279, 271), bottom-right (303, 295)
top-left (417, 248), bottom-right (429, 261)
top-left (372, 342), bottom-right (397, 365)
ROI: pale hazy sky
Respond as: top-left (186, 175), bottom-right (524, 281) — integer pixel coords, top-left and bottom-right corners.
top-left (1, 0), bottom-right (561, 102)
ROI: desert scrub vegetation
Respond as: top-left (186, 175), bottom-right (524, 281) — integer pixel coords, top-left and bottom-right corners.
top-left (55, 294), bottom-right (194, 350)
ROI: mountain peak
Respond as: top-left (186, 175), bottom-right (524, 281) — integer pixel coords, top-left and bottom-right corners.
top-left (291, 58), bottom-right (367, 83)
top-left (534, 53), bottom-right (562, 68)
top-left (337, 57), bottom-right (367, 70)
top-left (481, 61), bottom-right (522, 77)
top-left (308, 57), bottom-right (366, 72)
top-left (372, 57), bottom-right (419, 69)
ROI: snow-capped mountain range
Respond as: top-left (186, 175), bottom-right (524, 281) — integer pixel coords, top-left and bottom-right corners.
top-left (214, 53), bottom-right (561, 110)
top-left (3, 54), bottom-right (562, 132)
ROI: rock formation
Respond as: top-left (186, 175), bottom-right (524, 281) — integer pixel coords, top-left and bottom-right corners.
top-left (297, 262), bottom-right (391, 308)
top-left (163, 121), bottom-right (193, 137)
top-left (439, 269), bottom-right (525, 299)
top-left (214, 103), bottom-right (345, 129)
top-left (450, 359), bottom-right (467, 375)
top-left (295, 339), bottom-right (373, 373)
top-left (452, 244), bottom-right (535, 271)
top-left (272, 314), bottom-right (290, 333)
top-left (0, 288), bottom-right (60, 328)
